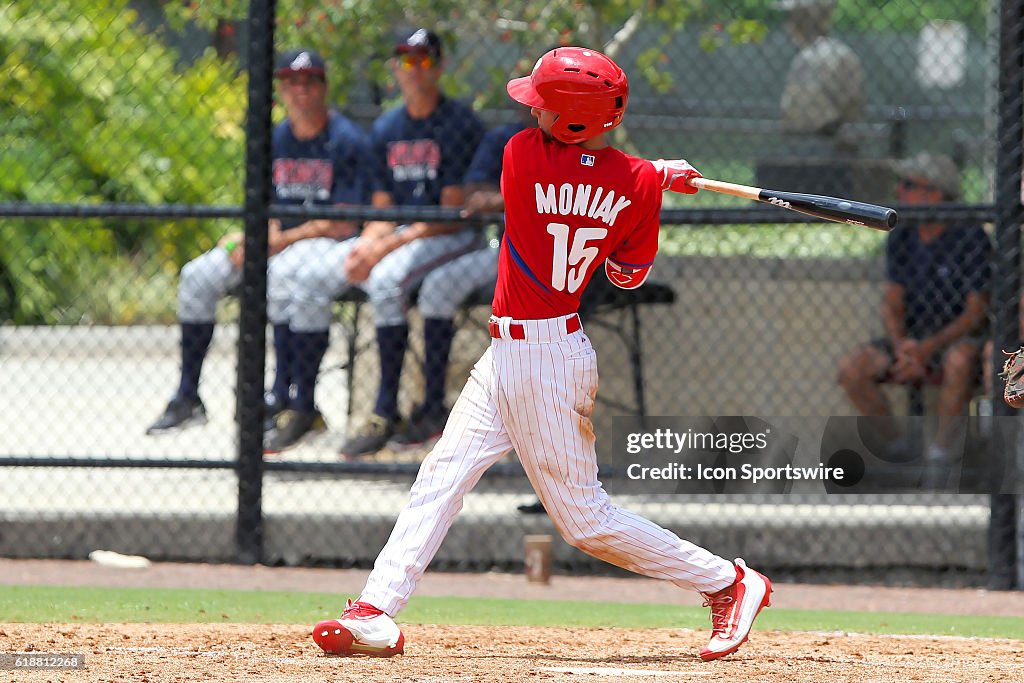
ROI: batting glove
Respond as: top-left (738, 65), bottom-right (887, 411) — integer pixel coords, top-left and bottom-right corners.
top-left (652, 158), bottom-right (702, 194)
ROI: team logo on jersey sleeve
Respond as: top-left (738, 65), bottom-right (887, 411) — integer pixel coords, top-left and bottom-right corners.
top-left (580, 153), bottom-right (595, 167)
top-left (605, 258), bottom-right (651, 289)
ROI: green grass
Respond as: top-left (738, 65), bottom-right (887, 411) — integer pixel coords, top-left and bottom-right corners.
top-left (1, 586), bottom-right (1021, 639)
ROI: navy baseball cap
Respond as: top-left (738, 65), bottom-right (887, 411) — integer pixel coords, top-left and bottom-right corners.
top-left (393, 28), bottom-right (443, 59)
top-left (275, 49), bottom-right (326, 78)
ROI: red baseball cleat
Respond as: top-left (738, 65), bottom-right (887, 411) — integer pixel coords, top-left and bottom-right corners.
top-left (312, 600), bottom-right (405, 657)
top-left (698, 558), bottom-right (772, 661)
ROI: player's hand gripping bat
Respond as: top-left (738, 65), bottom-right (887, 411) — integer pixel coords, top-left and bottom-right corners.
top-left (653, 159), bottom-right (898, 231)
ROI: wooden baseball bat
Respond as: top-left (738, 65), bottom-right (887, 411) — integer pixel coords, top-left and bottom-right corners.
top-left (687, 177), bottom-right (898, 231)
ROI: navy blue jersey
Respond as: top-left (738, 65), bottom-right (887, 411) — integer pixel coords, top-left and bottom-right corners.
top-left (885, 223), bottom-right (992, 338)
top-left (271, 110), bottom-right (369, 229)
top-left (368, 95), bottom-right (485, 206)
top-left (465, 123), bottom-right (525, 185)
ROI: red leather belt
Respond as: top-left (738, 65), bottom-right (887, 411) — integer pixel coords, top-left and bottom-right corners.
top-left (489, 315), bottom-right (581, 340)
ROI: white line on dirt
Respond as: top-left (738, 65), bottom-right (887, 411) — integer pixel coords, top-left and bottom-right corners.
top-left (799, 629), bottom-right (1021, 643)
top-left (539, 667), bottom-right (712, 677)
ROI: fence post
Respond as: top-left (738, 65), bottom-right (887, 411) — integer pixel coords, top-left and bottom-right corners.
top-left (1018, 498), bottom-right (1024, 587)
top-left (235, 0), bottom-right (277, 565)
top-left (989, 0), bottom-right (1024, 590)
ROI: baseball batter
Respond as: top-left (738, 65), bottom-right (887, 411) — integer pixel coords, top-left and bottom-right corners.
top-left (313, 47), bottom-right (771, 662)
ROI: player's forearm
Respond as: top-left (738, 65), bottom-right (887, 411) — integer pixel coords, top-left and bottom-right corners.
top-left (882, 283), bottom-right (906, 342)
top-left (883, 308), bottom-right (906, 343)
top-left (461, 184), bottom-right (503, 217)
top-left (399, 187), bottom-right (467, 241)
top-left (271, 219), bottom-right (357, 252)
top-left (354, 221), bottom-right (461, 265)
top-left (376, 221), bottom-right (454, 252)
top-left (925, 300), bottom-right (989, 351)
top-left (291, 219), bottom-right (357, 242)
top-left (401, 221), bottom-right (462, 241)
top-left (360, 220), bottom-right (396, 240)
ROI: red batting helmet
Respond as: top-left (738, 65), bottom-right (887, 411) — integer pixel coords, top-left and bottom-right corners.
top-left (506, 47), bottom-right (628, 144)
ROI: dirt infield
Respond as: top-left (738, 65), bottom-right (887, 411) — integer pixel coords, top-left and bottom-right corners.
top-left (2, 622), bottom-right (1022, 682)
top-left (3, 560), bottom-right (1024, 682)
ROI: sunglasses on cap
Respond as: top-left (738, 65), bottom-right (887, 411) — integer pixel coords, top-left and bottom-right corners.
top-left (397, 53), bottom-right (436, 70)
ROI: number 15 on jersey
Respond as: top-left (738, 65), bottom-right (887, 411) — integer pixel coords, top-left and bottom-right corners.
top-left (547, 223), bottom-right (608, 294)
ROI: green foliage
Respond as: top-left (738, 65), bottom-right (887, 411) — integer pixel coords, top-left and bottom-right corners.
top-left (0, 0), bottom-right (246, 323)
top-left (837, 0), bottom-right (990, 33)
top-left (716, 0), bottom-right (990, 33)
top-left (168, 0), bottom-right (771, 108)
top-left (53, 247), bottom-right (188, 325)
top-left (169, 0), bottom-right (468, 105)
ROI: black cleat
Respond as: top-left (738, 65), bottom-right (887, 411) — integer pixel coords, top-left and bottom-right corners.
top-left (388, 404), bottom-right (449, 450)
top-left (263, 408), bottom-right (326, 454)
top-left (146, 396), bottom-right (207, 435)
top-left (517, 499), bottom-right (547, 515)
top-left (339, 413), bottom-right (400, 459)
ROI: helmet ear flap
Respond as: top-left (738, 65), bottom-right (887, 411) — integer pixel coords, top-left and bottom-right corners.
top-left (549, 119), bottom-right (590, 145)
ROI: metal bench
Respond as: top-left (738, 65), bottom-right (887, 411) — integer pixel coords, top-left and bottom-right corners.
top-left (331, 278), bottom-right (677, 419)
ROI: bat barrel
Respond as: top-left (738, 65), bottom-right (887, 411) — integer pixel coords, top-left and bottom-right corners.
top-left (685, 177), bottom-right (899, 231)
top-left (758, 190), bottom-right (898, 231)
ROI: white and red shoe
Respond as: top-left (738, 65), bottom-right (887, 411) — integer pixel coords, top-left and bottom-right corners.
top-left (312, 600), bottom-right (405, 657)
top-left (698, 558), bottom-right (772, 661)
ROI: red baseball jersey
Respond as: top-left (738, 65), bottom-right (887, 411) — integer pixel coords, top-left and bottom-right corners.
top-left (492, 128), bottom-right (663, 319)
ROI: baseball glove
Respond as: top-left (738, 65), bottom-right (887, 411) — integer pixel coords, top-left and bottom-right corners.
top-left (1000, 347), bottom-right (1024, 408)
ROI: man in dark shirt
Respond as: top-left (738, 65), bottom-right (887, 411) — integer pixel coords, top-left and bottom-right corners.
top-left (837, 152), bottom-right (991, 463)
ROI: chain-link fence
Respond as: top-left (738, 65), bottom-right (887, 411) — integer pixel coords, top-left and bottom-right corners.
top-left (1, 0), bottom-right (1021, 588)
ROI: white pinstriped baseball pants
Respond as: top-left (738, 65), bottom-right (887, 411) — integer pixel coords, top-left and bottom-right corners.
top-left (360, 315), bottom-right (736, 616)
